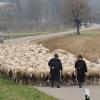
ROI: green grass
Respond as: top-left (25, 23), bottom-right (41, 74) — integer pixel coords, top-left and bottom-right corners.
top-left (3, 28), bottom-right (100, 40)
top-left (4, 32), bottom-right (49, 40)
top-left (81, 29), bottom-right (100, 35)
top-left (0, 76), bottom-right (57, 100)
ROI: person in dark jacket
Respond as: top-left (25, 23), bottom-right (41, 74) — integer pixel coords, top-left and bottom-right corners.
top-left (75, 55), bottom-right (87, 88)
top-left (48, 54), bottom-right (62, 88)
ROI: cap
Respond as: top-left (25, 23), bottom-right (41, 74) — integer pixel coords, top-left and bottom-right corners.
top-left (54, 54), bottom-right (59, 58)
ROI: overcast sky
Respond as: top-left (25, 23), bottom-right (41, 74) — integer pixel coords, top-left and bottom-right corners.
top-left (89, 0), bottom-right (100, 9)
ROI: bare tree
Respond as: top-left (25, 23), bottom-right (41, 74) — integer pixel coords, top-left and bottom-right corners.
top-left (62, 0), bottom-right (91, 35)
top-left (0, 0), bottom-right (92, 32)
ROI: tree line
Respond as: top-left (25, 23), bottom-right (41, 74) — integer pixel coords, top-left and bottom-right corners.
top-left (0, 0), bottom-right (92, 33)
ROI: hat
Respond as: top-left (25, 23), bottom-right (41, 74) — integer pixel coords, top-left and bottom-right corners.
top-left (54, 54), bottom-right (59, 57)
top-left (78, 55), bottom-right (83, 59)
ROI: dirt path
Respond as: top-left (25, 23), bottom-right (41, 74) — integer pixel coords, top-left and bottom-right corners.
top-left (4, 24), bottom-right (100, 44)
top-left (35, 85), bottom-right (100, 100)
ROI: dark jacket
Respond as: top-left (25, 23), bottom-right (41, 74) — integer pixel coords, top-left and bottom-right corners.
top-left (48, 58), bottom-right (62, 71)
top-left (48, 58), bottom-right (62, 81)
top-left (75, 60), bottom-right (87, 82)
top-left (75, 60), bottom-right (87, 73)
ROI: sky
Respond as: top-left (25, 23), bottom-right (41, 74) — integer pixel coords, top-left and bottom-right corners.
top-left (89, 0), bottom-right (100, 23)
top-left (0, 0), bottom-right (100, 23)
top-left (89, 0), bottom-right (100, 10)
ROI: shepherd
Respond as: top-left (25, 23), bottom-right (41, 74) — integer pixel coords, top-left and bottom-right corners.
top-left (48, 54), bottom-right (63, 88)
top-left (75, 55), bottom-right (87, 88)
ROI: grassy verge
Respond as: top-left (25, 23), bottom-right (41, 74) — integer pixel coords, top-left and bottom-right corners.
top-left (0, 76), bottom-right (57, 100)
top-left (4, 32), bottom-right (49, 40)
top-left (81, 29), bottom-right (100, 35)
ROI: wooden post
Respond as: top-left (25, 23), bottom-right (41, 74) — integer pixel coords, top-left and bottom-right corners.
top-left (85, 88), bottom-right (90, 100)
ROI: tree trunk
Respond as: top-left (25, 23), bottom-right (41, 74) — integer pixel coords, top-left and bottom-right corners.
top-left (77, 25), bottom-right (80, 35)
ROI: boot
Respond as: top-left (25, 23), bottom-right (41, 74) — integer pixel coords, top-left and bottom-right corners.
top-left (51, 81), bottom-right (54, 88)
top-left (79, 82), bottom-right (82, 88)
top-left (57, 81), bottom-right (60, 88)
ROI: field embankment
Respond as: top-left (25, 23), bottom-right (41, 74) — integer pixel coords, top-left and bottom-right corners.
top-left (38, 30), bottom-right (100, 63)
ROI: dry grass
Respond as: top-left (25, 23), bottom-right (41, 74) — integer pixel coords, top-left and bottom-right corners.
top-left (38, 30), bottom-right (100, 63)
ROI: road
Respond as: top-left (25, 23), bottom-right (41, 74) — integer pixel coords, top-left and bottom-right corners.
top-left (4, 24), bottom-right (100, 44)
top-left (35, 85), bottom-right (100, 100)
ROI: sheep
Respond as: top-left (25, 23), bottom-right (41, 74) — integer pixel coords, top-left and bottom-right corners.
top-left (1, 42), bottom-right (100, 87)
top-left (61, 66), bottom-right (76, 86)
top-left (34, 67), bottom-right (50, 86)
top-left (25, 67), bottom-right (37, 85)
top-left (86, 66), bottom-right (100, 85)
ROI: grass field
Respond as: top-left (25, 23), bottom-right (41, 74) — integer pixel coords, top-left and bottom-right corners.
top-left (4, 32), bottom-right (49, 40)
top-left (0, 76), bottom-right (57, 100)
top-left (38, 30), bottom-right (100, 63)
top-left (3, 28), bottom-right (73, 40)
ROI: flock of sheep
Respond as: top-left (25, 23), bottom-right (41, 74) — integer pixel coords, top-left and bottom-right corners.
top-left (0, 42), bottom-right (100, 86)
